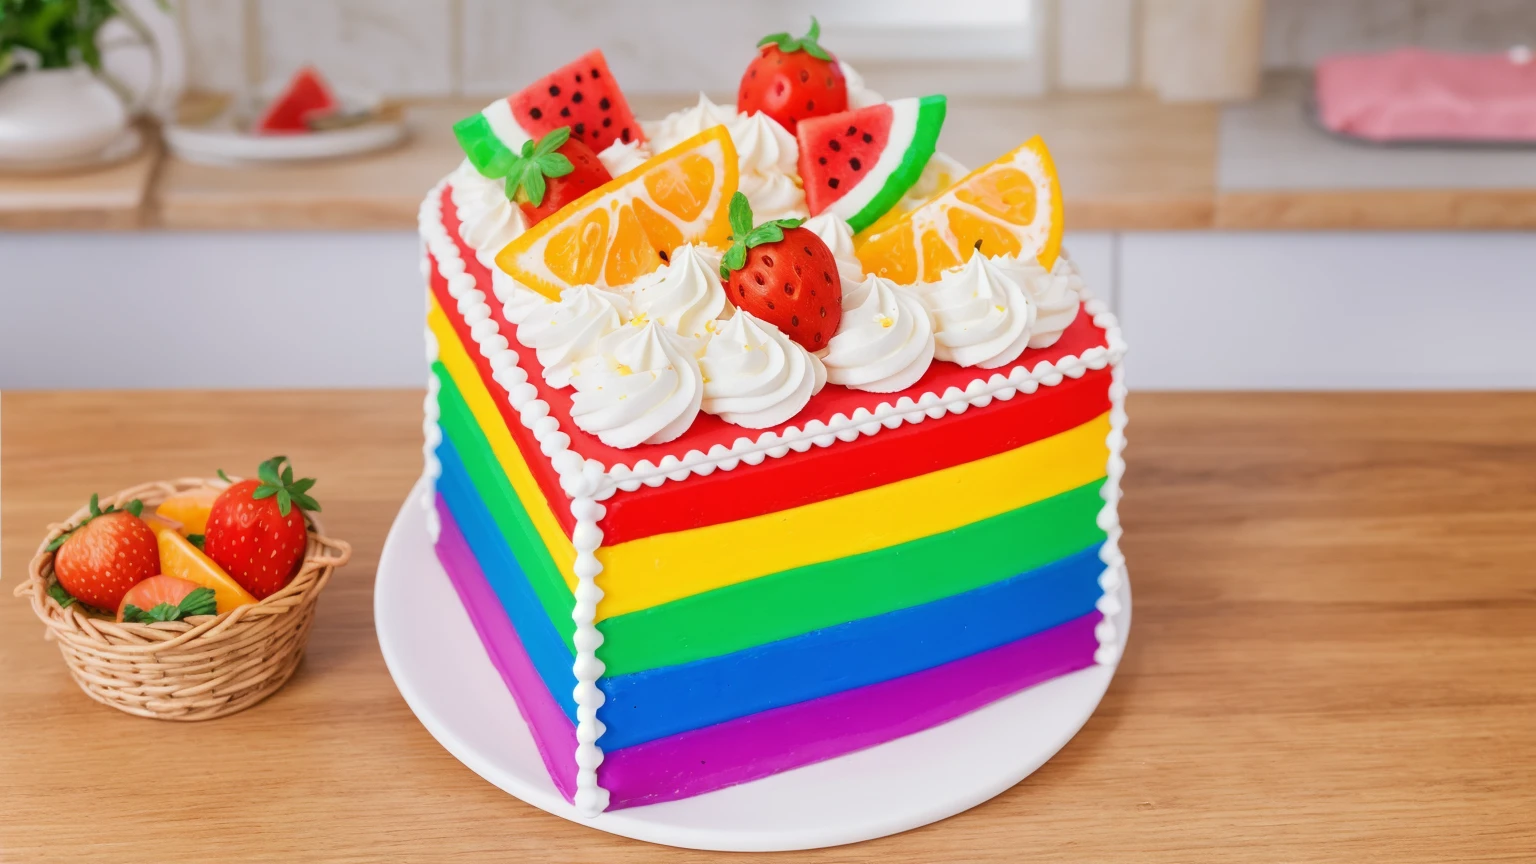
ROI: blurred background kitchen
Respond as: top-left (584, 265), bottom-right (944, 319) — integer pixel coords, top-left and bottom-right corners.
top-left (2, 0), bottom-right (1533, 389)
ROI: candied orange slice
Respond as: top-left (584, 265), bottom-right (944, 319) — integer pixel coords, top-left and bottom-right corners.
top-left (496, 127), bottom-right (738, 299)
top-left (855, 136), bottom-right (1063, 284)
top-left (155, 486), bottom-right (220, 536)
top-left (158, 530), bottom-right (257, 614)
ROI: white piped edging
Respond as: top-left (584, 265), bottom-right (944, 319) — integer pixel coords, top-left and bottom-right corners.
top-left (422, 179), bottom-right (1131, 816)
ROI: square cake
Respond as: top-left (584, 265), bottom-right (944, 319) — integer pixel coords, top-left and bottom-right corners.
top-left (418, 28), bottom-right (1127, 816)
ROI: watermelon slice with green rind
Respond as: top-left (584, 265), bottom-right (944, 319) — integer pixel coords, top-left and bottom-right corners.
top-left (797, 95), bottom-right (947, 233)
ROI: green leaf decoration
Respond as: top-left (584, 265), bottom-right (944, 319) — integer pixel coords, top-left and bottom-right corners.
top-left (121, 587), bottom-right (219, 624)
top-left (503, 127), bottom-right (577, 208)
top-left (719, 193), bottom-right (804, 277)
top-left (47, 582), bottom-right (75, 609)
top-left (720, 245), bottom-right (747, 279)
top-left (756, 17), bottom-right (832, 62)
top-left (187, 534), bottom-right (205, 550)
top-left (179, 587), bottom-right (218, 618)
top-left (728, 192), bottom-right (754, 238)
top-left (126, 499), bottom-right (143, 517)
top-left (46, 492), bottom-right (146, 551)
top-left (217, 469), bottom-right (232, 483)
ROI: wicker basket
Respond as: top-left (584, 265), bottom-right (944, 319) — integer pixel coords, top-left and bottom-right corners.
top-left (13, 478), bottom-right (351, 721)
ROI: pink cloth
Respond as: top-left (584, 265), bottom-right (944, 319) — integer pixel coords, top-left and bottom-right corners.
top-left (1315, 48), bottom-right (1536, 141)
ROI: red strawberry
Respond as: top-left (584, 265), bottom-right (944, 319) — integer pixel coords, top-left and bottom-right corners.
top-left (738, 17), bottom-right (847, 133)
top-left (719, 192), bottom-right (842, 351)
top-left (203, 456), bottom-right (321, 600)
top-left (50, 495), bottom-right (159, 611)
top-left (504, 126), bottom-right (611, 225)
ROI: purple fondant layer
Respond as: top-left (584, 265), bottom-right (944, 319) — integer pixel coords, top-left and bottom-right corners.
top-left (434, 498), bottom-right (1102, 811)
top-left (434, 494), bottom-right (578, 803)
top-left (601, 610), bottom-right (1102, 809)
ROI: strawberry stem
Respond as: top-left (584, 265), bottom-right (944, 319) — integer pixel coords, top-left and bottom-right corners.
top-left (503, 127), bottom-right (576, 207)
top-left (45, 495), bottom-right (146, 552)
top-left (719, 192), bottom-right (803, 278)
top-left (252, 455), bottom-right (322, 518)
top-left (757, 17), bottom-right (832, 62)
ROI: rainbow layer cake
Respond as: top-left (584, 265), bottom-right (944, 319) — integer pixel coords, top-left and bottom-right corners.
top-left (418, 21), bottom-right (1128, 816)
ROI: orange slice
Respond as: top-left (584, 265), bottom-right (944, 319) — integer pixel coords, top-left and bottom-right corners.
top-left (496, 126), bottom-right (738, 299)
top-left (156, 486), bottom-right (221, 536)
top-left (158, 530), bottom-right (258, 614)
top-left (855, 135), bottom-right (1063, 285)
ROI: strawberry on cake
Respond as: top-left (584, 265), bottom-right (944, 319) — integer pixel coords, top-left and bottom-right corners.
top-left (422, 18), bottom-right (1127, 816)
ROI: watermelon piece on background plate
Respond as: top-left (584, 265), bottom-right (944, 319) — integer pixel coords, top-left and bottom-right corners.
top-left (797, 95), bottom-right (947, 233)
top-left (254, 66), bottom-right (339, 135)
top-left (453, 49), bottom-right (643, 178)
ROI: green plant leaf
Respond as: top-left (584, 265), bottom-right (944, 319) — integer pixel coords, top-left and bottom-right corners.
top-left (535, 153), bottom-right (574, 178)
top-left (721, 244), bottom-right (747, 277)
top-left (533, 125), bottom-right (571, 157)
top-left (745, 224), bottom-right (785, 248)
top-left (520, 168), bottom-right (547, 207)
top-left (252, 486), bottom-right (277, 500)
top-left (186, 534), bottom-right (205, 550)
top-left (180, 587), bottom-right (218, 617)
top-left (276, 489), bottom-right (292, 517)
top-left (217, 469), bottom-right (232, 483)
top-left (125, 499), bottom-right (143, 517)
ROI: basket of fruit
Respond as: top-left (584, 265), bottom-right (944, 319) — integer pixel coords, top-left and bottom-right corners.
top-left (13, 457), bottom-right (350, 721)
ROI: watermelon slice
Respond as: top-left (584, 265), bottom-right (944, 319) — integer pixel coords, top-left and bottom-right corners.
top-left (254, 66), bottom-right (338, 135)
top-left (453, 49), bottom-right (643, 178)
top-left (797, 95), bottom-right (947, 233)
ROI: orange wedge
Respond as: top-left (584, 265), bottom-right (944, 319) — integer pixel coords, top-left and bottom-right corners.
top-left (157, 530), bottom-right (258, 614)
top-left (156, 486), bottom-right (221, 536)
top-left (855, 135), bottom-right (1063, 285)
top-left (496, 126), bottom-right (738, 299)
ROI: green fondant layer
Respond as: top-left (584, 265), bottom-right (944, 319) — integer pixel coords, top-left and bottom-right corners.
top-left (432, 364), bottom-right (1108, 677)
top-left (434, 363), bottom-right (577, 653)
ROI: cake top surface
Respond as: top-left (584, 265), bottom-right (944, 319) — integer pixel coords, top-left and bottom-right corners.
top-left (435, 17), bottom-right (1118, 461)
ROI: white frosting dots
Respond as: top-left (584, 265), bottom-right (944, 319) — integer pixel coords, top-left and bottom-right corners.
top-left (915, 255), bottom-right (1036, 369)
top-left (516, 285), bottom-right (630, 388)
top-left (701, 311), bottom-right (827, 428)
top-left (569, 321), bottom-right (704, 448)
top-left (821, 274), bottom-right (935, 392)
top-left (627, 244), bottom-right (729, 340)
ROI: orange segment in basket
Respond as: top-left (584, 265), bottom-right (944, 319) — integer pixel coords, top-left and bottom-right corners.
top-left (158, 530), bottom-right (258, 614)
top-left (496, 126), bottom-right (738, 299)
top-left (855, 135), bottom-right (1063, 284)
top-left (155, 486), bottom-right (221, 535)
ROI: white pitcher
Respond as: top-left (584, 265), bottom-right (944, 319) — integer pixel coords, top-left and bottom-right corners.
top-left (0, 65), bottom-right (130, 162)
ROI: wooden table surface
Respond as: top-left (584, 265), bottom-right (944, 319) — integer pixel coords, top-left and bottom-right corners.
top-left (2, 390), bottom-right (1533, 863)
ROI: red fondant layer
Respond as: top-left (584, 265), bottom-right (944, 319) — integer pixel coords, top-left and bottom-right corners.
top-left (435, 185), bottom-right (1113, 545)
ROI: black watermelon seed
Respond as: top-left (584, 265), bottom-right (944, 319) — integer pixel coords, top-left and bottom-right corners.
top-left (806, 99), bottom-right (815, 110)
top-left (818, 156), bottom-right (827, 165)
top-left (591, 67), bottom-right (601, 78)
top-left (529, 107), bottom-right (542, 120)
top-left (599, 97), bottom-right (610, 110)
top-left (574, 122), bottom-right (585, 136)
top-left (862, 132), bottom-right (873, 143)
top-left (572, 91), bottom-right (583, 103)
top-left (621, 127), bottom-right (631, 142)
top-left (791, 315), bottom-right (800, 327)
top-left (602, 117), bottom-right (612, 128)
top-left (829, 140), bottom-right (841, 152)
top-left (549, 85), bottom-right (560, 96)
top-left (560, 106), bottom-right (571, 118)
top-left (575, 73), bottom-right (582, 83)
top-left (846, 125), bottom-right (856, 136)
top-left (828, 178), bottom-right (839, 189)
top-left (850, 157), bottom-right (862, 171)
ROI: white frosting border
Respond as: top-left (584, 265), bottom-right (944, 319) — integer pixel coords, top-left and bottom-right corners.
top-left (421, 180), bottom-right (1129, 816)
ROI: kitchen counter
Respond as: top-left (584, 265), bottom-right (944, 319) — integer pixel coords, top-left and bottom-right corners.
top-left (3, 389), bottom-right (1533, 862)
top-left (7, 75), bottom-right (1536, 232)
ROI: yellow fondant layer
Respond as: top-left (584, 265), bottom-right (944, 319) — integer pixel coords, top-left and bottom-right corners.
top-left (430, 294), bottom-right (1111, 620)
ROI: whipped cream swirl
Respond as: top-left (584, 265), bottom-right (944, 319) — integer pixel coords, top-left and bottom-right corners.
top-left (801, 213), bottom-right (864, 286)
top-left (701, 311), bottom-right (826, 428)
top-left (838, 61), bottom-right (884, 109)
top-left (490, 268), bottom-right (551, 326)
top-left (820, 274), bottom-right (935, 392)
top-left (991, 253), bottom-right (1083, 349)
top-left (450, 160), bottom-right (527, 267)
top-left (598, 138), bottom-right (652, 176)
top-left (731, 111), bottom-right (807, 220)
top-left (643, 93), bottom-right (738, 151)
top-left (627, 244), bottom-right (729, 340)
top-left (515, 285), bottom-right (630, 388)
top-left (915, 255), bottom-right (1036, 369)
top-left (570, 321), bottom-right (704, 448)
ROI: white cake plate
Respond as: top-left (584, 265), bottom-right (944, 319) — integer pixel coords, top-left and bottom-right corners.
top-left (376, 477), bottom-right (1130, 852)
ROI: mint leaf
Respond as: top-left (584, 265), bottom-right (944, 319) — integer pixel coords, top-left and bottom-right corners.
top-left (728, 192), bottom-right (754, 239)
top-left (721, 245), bottom-right (747, 277)
top-left (180, 588), bottom-right (218, 618)
top-left (535, 153), bottom-right (574, 178)
top-left (745, 224), bottom-right (785, 248)
top-left (533, 126), bottom-right (572, 157)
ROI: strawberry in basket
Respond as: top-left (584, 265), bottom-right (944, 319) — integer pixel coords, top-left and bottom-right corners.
top-left (204, 456), bottom-right (322, 600)
top-left (49, 495), bottom-right (159, 611)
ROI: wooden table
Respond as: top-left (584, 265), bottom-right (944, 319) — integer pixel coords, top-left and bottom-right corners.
top-left (2, 391), bottom-right (1533, 862)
